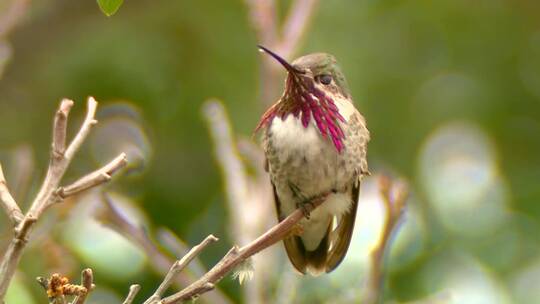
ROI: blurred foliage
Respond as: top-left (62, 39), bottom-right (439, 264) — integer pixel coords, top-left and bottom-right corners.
top-left (1, 0), bottom-right (540, 303)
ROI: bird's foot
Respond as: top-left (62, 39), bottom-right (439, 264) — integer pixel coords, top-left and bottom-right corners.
top-left (296, 192), bottom-right (333, 220)
top-left (296, 200), bottom-right (315, 220)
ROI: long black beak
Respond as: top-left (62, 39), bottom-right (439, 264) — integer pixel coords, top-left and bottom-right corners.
top-left (257, 45), bottom-right (304, 74)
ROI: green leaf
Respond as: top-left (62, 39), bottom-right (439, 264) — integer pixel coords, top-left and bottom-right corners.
top-left (97, 0), bottom-right (124, 17)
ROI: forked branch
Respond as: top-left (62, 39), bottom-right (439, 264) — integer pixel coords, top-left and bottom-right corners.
top-left (0, 97), bottom-right (127, 301)
top-left (157, 194), bottom-right (328, 304)
top-left (72, 268), bottom-right (95, 304)
top-left (99, 194), bottom-right (232, 304)
top-left (56, 153), bottom-right (127, 200)
top-left (142, 235), bottom-right (219, 304)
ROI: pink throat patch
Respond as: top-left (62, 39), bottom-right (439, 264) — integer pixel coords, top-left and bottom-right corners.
top-left (256, 75), bottom-right (347, 152)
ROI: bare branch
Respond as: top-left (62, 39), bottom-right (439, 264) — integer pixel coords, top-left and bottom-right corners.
top-left (0, 0), bottom-right (29, 38)
top-left (100, 194), bottom-right (232, 304)
top-left (244, 0), bottom-right (280, 107)
top-left (0, 164), bottom-right (23, 225)
top-left (144, 235), bottom-right (219, 304)
top-left (246, 0), bottom-right (319, 106)
top-left (14, 215), bottom-right (36, 239)
top-left (27, 97), bottom-right (86, 219)
top-left (64, 97), bottom-right (97, 160)
top-left (362, 175), bottom-right (409, 304)
top-left (122, 285), bottom-right (141, 304)
top-left (56, 153), bottom-right (127, 200)
top-left (203, 100), bottom-right (276, 303)
top-left (52, 99), bottom-right (74, 160)
top-left (0, 98), bottom-right (125, 301)
top-left (160, 193), bottom-right (329, 304)
top-left (278, 0), bottom-right (319, 59)
top-left (244, 0), bottom-right (278, 47)
top-left (202, 101), bottom-right (248, 240)
top-left (157, 229), bottom-right (207, 278)
top-left (71, 268), bottom-right (94, 304)
top-left (99, 194), bottom-right (193, 285)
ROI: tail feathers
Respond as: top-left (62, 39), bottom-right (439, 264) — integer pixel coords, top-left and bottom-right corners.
top-left (283, 223), bottom-right (331, 276)
top-left (304, 230), bottom-right (330, 276)
top-left (274, 180), bottom-right (360, 275)
top-left (283, 184), bottom-right (360, 275)
top-left (325, 182), bottom-right (360, 272)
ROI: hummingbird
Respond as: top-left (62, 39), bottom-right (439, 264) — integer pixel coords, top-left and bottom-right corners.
top-left (255, 46), bottom-right (370, 275)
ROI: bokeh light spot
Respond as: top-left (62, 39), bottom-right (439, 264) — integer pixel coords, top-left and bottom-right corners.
top-left (63, 192), bottom-right (146, 280)
top-left (419, 121), bottom-right (510, 236)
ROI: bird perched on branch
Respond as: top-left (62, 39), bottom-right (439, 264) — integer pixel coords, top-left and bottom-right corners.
top-left (256, 46), bottom-right (370, 275)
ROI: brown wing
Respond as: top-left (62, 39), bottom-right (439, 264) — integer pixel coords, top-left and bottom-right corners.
top-left (325, 180), bottom-right (360, 272)
top-left (272, 183), bottom-right (308, 274)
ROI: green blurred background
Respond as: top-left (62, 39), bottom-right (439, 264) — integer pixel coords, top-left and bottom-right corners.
top-left (1, 0), bottom-right (540, 303)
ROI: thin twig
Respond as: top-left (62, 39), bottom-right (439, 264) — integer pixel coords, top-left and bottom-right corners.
top-left (100, 194), bottom-right (232, 304)
top-left (0, 0), bottom-right (29, 38)
top-left (64, 97), bottom-right (97, 161)
top-left (244, 0), bottom-right (278, 48)
top-left (0, 97), bottom-right (125, 301)
top-left (0, 164), bottom-right (23, 225)
top-left (144, 235), bottom-right (219, 304)
top-left (202, 101), bottom-right (248, 242)
top-left (362, 176), bottom-right (409, 304)
top-left (71, 268), bottom-right (94, 304)
top-left (203, 100), bottom-right (275, 304)
top-left (156, 229), bottom-right (207, 278)
top-left (56, 153), bottom-right (127, 200)
top-left (99, 193), bottom-right (192, 286)
top-left (51, 98), bottom-right (73, 159)
top-left (246, 0), bottom-right (319, 107)
top-left (122, 285), bottom-right (141, 304)
top-left (278, 0), bottom-right (319, 59)
top-left (25, 98), bottom-right (75, 220)
top-left (246, 0), bottom-right (280, 108)
top-left (160, 194), bottom-right (329, 304)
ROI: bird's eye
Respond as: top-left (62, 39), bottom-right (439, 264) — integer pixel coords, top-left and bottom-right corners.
top-left (318, 74), bottom-right (332, 85)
